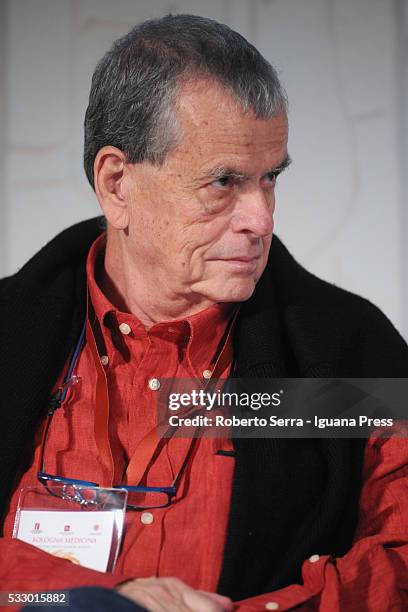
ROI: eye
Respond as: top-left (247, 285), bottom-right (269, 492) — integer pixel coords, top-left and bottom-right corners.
top-left (212, 175), bottom-right (233, 189)
top-left (263, 171), bottom-right (278, 186)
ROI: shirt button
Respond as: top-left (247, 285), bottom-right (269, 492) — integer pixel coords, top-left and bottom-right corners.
top-left (265, 603), bottom-right (279, 611)
top-left (309, 554), bottom-right (320, 563)
top-left (100, 355), bottom-right (109, 366)
top-left (140, 512), bottom-right (154, 525)
top-left (203, 369), bottom-right (212, 380)
top-left (148, 378), bottom-right (161, 391)
top-left (119, 322), bottom-right (131, 335)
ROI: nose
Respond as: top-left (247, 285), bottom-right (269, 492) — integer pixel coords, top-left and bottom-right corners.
top-left (231, 189), bottom-right (274, 237)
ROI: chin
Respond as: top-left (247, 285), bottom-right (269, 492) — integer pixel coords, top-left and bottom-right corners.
top-left (210, 279), bottom-right (257, 303)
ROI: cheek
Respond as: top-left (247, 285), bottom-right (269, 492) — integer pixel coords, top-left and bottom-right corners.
top-left (263, 234), bottom-right (273, 254)
top-left (179, 217), bottom-right (228, 254)
top-left (127, 214), bottom-right (176, 266)
top-left (139, 219), bottom-right (168, 250)
top-left (256, 236), bottom-right (273, 273)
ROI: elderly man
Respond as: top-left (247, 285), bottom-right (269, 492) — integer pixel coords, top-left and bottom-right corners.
top-left (1, 13), bottom-right (408, 612)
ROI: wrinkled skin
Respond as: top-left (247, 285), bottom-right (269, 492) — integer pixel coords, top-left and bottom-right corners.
top-left (97, 79), bottom-right (289, 327)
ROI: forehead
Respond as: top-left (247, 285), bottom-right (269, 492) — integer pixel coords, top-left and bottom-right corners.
top-left (171, 79), bottom-right (289, 173)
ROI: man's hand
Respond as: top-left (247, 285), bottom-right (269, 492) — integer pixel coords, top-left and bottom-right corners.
top-left (117, 577), bottom-right (234, 611)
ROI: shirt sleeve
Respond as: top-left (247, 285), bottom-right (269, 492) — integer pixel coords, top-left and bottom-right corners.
top-left (234, 428), bottom-right (408, 611)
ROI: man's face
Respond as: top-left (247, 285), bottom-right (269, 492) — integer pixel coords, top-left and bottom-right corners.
top-left (123, 80), bottom-right (289, 309)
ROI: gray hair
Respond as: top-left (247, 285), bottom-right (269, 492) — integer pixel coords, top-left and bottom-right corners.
top-left (83, 13), bottom-right (288, 189)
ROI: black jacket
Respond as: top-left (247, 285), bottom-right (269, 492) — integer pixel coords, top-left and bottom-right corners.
top-left (1, 217), bottom-right (407, 600)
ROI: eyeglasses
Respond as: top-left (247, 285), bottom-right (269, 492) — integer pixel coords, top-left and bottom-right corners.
top-left (38, 396), bottom-right (198, 510)
top-left (37, 321), bottom-right (198, 510)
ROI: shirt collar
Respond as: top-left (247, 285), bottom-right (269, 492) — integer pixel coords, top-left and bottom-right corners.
top-left (87, 233), bottom-right (116, 324)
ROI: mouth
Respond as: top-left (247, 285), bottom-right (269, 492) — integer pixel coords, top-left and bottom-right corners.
top-left (214, 256), bottom-right (260, 272)
top-left (222, 256), bottom-right (260, 262)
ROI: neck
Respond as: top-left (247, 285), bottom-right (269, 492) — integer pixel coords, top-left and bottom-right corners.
top-left (100, 230), bottom-right (215, 329)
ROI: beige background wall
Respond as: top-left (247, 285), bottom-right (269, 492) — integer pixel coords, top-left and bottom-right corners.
top-left (1, 0), bottom-right (407, 339)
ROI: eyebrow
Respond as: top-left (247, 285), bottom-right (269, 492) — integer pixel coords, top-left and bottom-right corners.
top-left (200, 154), bottom-right (292, 182)
top-left (270, 154), bottom-right (292, 175)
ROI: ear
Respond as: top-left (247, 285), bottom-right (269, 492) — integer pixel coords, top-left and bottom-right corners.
top-left (94, 146), bottom-right (130, 230)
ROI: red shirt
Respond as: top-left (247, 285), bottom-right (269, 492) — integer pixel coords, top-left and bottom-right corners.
top-left (1, 235), bottom-right (408, 611)
top-left (3, 234), bottom-right (235, 592)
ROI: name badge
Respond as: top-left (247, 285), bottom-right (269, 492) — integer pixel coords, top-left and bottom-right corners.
top-left (13, 485), bottom-right (127, 573)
